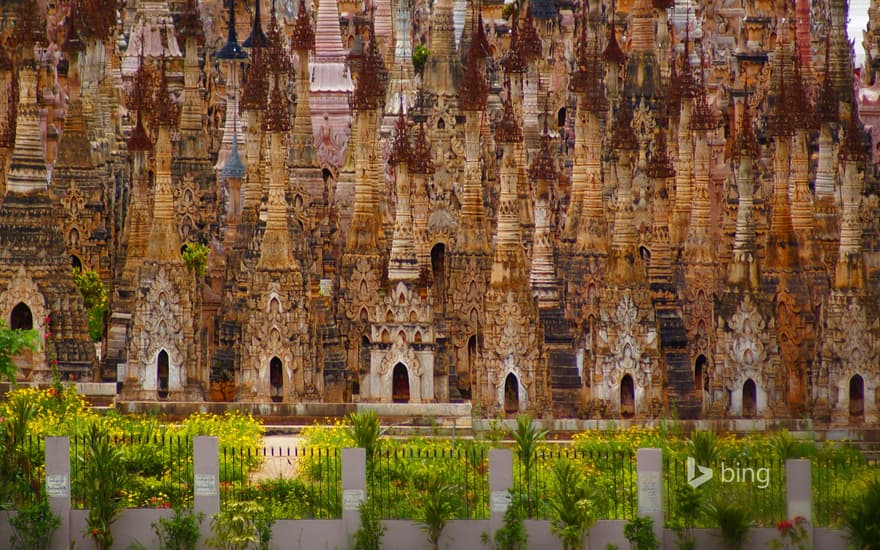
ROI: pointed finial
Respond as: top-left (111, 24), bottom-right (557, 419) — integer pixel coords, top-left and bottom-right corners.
top-left (243, 0), bottom-right (270, 48)
top-left (217, 0), bottom-right (249, 59)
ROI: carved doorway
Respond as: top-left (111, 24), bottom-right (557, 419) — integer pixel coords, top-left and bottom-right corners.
top-left (850, 374), bottom-right (865, 422)
top-left (620, 374), bottom-right (635, 418)
top-left (392, 363), bottom-right (410, 403)
top-left (462, 335), bottom-right (477, 399)
top-left (694, 355), bottom-right (707, 403)
top-left (743, 379), bottom-right (757, 418)
top-left (157, 350), bottom-right (169, 399)
top-left (10, 302), bottom-right (33, 330)
top-left (10, 302), bottom-right (34, 375)
top-left (431, 244), bottom-right (446, 313)
top-left (71, 255), bottom-right (83, 271)
top-left (270, 357), bottom-right (283, 403)
top-left (504, 373), bottom-right (519, 414)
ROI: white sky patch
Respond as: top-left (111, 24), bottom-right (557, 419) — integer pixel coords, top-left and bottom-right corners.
top-left (851, 0), bottom-right (870, 68)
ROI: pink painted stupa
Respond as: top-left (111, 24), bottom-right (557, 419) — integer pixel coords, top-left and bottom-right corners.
top-left (311, 0), bottom-right (354, 171)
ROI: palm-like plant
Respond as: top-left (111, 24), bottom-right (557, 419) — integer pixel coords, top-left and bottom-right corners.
top-left (548, 459), bottom-right (596, 550)
top-left (346, 409), bottom-right (388, 466)
top-left (508, 414), bottom-right (546, 516)
top-left (508, 414), bottom-right (547, 471)
top-left (80, 423), bottom-right (132, 550)
top-left (688, 430), bottom-right (720, 466)
top-left (419, 472), bottom-right (459, 550)
top-left (843, 475), bottom-right (880, 550)
top-left (769, 429), bottom-right (815, 460)
top-left (706, 498), bottom-right (752, 550)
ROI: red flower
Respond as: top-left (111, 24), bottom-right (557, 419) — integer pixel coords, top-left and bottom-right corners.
top-left (52, 358), bottom-right (58, 365)
top-left (794, 515), bottom-right (806, 525)
top-left (777, 520), bottom-right (793, 534)
top-left (91, 528), bottom-right (100, 536)
top-left (43, 316), bottom-right (50, 324)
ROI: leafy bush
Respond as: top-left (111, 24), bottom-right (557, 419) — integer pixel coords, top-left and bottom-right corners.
top-left (346, 409), bottom-right (387, 470)
top-left (72, 268), bottom-right (108, 342)
top-left (206, 501), bottom-right (272, 550)
top-left (9, 498), bottom-right (61, 550)
top-left (509, 414), bottom-right (546, 472)
top-left (79, 423), bottom-right (132, 550)
top-left (624, 515), bottom-right (660, 550)
top-left (548, 459), bottom-right (596, 550)
top-left (353, 496), bottom-right (385, 550)
top-left (419, 472), bottom-right (459, 550)
top-left (706, 498), bottom-right (751, 550)
top-left (490, 490), bottom-right (527, 550)
top-left (843, 475), bottom-right (880, 549)
top-left (0, 320), bottom-right (39, 385)
top-left (181, 243), bottom-right (210, 277)
top-left (153, 507), bottom-right (203, 550)
top-left (412, 44), bottom-right (429, 74)
top-left (671, 482), bottom-right (702, 549)
top-left (769, 430), bottom-right (815, 460)
top-left (688, 430), bottom-right (720, 465)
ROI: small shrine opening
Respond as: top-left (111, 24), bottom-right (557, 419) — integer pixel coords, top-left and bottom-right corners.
top-left (431, 244), bottom-right (446, 312)
top-left (850, 374), bottom-right (865, 421)
top-left (743, 379), bottom-right (757, 418)
top-left (10, 302), bottom-right (33, 330)
top-left (270, 357), bottom-right (283, 403)
top-left (157, 350), bottom-right (169, 399)
top-left (504, 373), bottom-right (519, 414)
top-left (392, 363), bottom-right (410, 403)
top-left (695, 355), bottom-right (707, 400)
top-left (620, 374), bottom-right (635, 418)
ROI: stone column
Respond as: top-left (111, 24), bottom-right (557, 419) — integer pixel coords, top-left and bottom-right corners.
top-left (342, 448), bottom-right (367, 541)
top-left (45, 437), bottom-right (71, 549)
top-left (636, 448), bottom-right (664, 544)
top-left (488, 448), bottom-right (513, 541)
top-left (194, 436), bottom-right (220, 545)
top-left (786, 459), bottom-right (812, 523)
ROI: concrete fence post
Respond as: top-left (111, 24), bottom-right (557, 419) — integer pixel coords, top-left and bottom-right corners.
top-left (488, 448), bottom-right (513, 542)
top-left (636, 448), bottom-right (664, 546)
top-left (193, 436), bottom-right (220, 548)
top-left (786, 459), bottom-right (812, 540)
top-left (45, 436), bottom-right (71, 549)
top-left (342, 447), bottom-right (367, 545)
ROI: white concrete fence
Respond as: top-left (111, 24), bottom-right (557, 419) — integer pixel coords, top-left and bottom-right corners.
top-left (0, 437), bottom-right (850, 549)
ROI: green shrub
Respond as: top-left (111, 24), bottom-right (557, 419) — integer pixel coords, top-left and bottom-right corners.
top-left (706, 498), bottom-right (751, 550)
top-left (671, 482), bottom-right (702, 549)
top-left (346, 409), bottom-right (387, 467)
top-left (688, 430), bottom-right (720, 465)
top-left (0, 320), bottom-right (39, 385)
top-left (548, 459), bottom-right (596, 550)
top-left (843, 475), bottom-right (880, 549)
top-left (419, 472), bottom-right (459, 550)
top-left (492, 490), bottom-right (528, 550)
top-left (9, 498), bottom-right (60, 550)
top-left (153, 507), bottom-right (203, 550)
top-left (206, 501), bottom-right (273, 550)
top-left (769, 429), bottom-right (815, 460)
top-left (181, 243), bottom-right (210, 277)
top-left (72, 268), bottom-right (108, 342)
top-left (353, 496), bottom-right (385, 550)
top-left (624, 515), bottom-right (660, 550)
top-left (79, 423), bottom-right (132, 550)
top-left (412, 44), bottom-right (429, 74)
